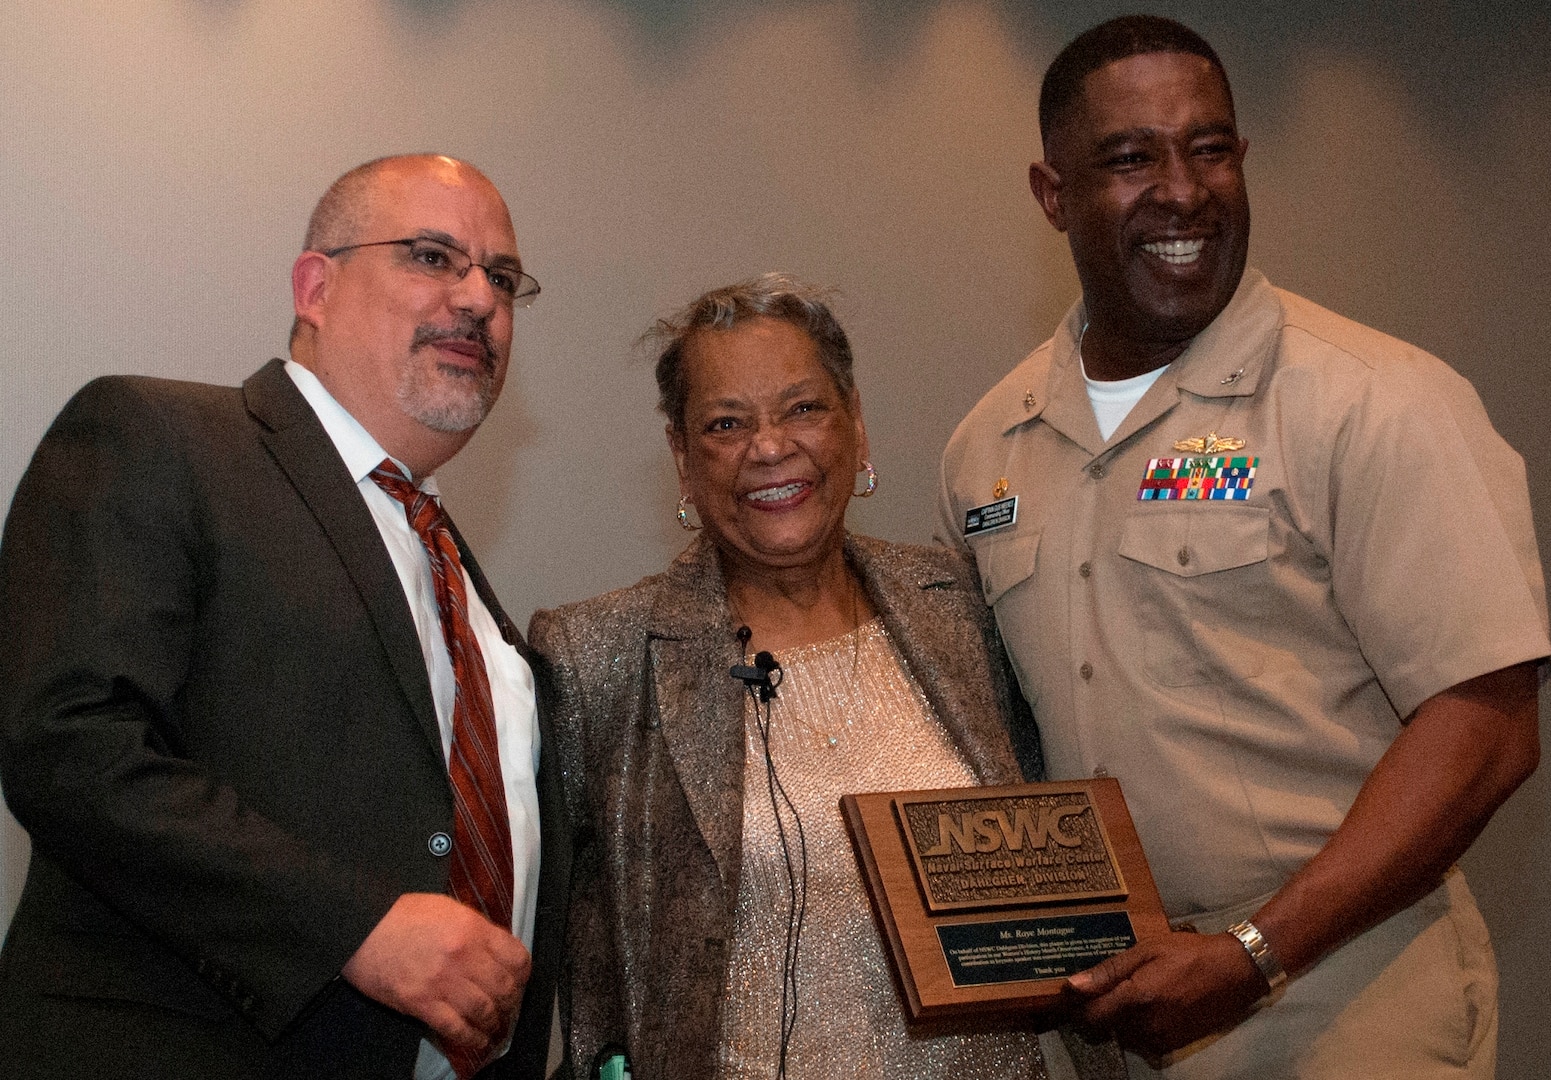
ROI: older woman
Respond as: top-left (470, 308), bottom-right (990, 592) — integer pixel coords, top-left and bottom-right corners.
top-left (529, 275), bottom-right (1121, 1080)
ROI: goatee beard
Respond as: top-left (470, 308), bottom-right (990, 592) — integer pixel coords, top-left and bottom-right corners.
top-left (400, 316), bottom-right (501, 433)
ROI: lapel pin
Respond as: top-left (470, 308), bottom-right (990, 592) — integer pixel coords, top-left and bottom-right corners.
top-left (1220, 368), bottom-right (1245, 385)
top-left (992, 477), bottom-right (1009, 499)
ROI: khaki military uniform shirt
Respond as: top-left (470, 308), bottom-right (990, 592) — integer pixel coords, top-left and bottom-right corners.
top-left (938, 270), bottom-right (1549, 920)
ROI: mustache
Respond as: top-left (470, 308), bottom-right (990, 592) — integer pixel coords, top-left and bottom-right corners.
top-left (410, 316), bottom-right (497, 371)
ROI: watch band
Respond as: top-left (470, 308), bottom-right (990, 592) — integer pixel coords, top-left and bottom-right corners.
top-left (1227, 919), bottom-right (1287, 1001)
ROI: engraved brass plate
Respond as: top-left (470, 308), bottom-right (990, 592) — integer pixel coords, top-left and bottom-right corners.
top-left (842, 779), bottom-right (1169, 1020)
top-left (894, 790), bottom-right (1128, 913)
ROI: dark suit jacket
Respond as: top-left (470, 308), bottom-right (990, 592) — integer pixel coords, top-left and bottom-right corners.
top-left (527, 534), bottom-right (1042, 1080)
top-left (0, 359), bottom-right (567, 1079)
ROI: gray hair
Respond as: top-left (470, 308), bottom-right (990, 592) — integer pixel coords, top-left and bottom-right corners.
top-left (289, 157), bottom-right (399, 347)
top-left (649, 272), bottom-right (855, 431)
top-left (289, 154), bottom-right (481, 347)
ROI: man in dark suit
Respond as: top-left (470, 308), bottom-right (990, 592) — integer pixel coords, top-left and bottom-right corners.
top-left (0, 154), bottom-right (566, 1079)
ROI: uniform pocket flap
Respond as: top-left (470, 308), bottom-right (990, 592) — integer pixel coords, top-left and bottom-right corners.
top-left (1118, 505), bottom-right (1270, 578)
top-left (975, 530), bottom-right (1042, 605)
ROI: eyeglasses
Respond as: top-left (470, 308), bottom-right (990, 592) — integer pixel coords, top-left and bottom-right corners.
top-left (323, 236), bottom-right (541, 307)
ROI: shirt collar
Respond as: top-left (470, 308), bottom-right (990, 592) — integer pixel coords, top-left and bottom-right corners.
top-left (1003, 268), bottom-right (1280, 438)
top-left (1167, 269), bottom-right (1278, 400)
top-left (284, 360), bottom-right (440, 494)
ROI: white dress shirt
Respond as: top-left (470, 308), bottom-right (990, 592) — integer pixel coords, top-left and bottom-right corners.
top-left (285, 361), bottom-right (540, 1079)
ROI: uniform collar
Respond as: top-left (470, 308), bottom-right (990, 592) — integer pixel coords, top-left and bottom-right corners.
top-left (1169, 269), bottom-right (1280, 400)
top-left (998, 268), bottom-right (1282, 439)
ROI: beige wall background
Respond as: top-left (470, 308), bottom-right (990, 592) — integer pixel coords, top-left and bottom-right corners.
top-left (2, 0), bottom-right (1547, 1071)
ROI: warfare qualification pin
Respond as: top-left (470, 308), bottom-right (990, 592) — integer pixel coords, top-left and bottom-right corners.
top-left (1173, 431), bottom-right (1246, 454)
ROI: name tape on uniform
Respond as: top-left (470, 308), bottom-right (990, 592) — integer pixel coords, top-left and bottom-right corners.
top-left (963, 495), bottom-right (1018, 536)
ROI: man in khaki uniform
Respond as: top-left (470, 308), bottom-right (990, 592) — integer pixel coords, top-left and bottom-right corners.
top-left (938, 16), bottom-right (1547, 1079)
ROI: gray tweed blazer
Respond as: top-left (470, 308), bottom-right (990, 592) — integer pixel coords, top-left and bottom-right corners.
top-left (528, 533), bottom-right (1044, 1079)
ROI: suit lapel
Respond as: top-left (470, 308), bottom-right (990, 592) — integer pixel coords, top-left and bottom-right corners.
top-left (647, 539), bottom-right (747, 894)
top-left (848, 537), bottom-right (1023, 786)
top-left (446, 516), bottom-right (525, 654)
top-left (242, 360), bottom-right (443, 760)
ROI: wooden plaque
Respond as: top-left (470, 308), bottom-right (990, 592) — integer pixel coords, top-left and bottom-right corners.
top-left (841, 779), bottom-right (1168, 1023)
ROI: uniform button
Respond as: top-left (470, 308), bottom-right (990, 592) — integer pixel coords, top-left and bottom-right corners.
top-left (1078, 561), bottom-right (1092, 578)
top-left (1092, 765), bottom-right (1110, 778)
top-left (1079, 661), bottom-right (1094, 681)
top-left (428, 832), bottom-right (452, 857)
top-left (1177, 547), bottom-right (1191, 567)
top-left (1089, 463), bottom-right (1107, 479)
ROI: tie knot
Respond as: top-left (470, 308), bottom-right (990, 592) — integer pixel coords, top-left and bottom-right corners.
top-left (369, 459), bottom-right (444, 538)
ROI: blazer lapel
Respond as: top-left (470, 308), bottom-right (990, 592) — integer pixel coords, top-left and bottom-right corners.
top-left (446, 516), bottom-right (526, 654)
top-left (639, 535), bottom-right (1025, 894)
top-left (242, 359), bottom-right (443, 760)
top-left (848, 536), bottom-right (1023, 786)
top-left (647, 539), bottom-right (747, 895)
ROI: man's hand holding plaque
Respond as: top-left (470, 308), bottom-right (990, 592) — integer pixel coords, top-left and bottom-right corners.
top-left (841, 779), bottom-right (1168, 1023)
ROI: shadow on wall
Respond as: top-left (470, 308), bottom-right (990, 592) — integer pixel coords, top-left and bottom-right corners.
top-left (364, 0), bottom-right (1551, 127)
top-left (567, 0), bottom-right (1551, 114)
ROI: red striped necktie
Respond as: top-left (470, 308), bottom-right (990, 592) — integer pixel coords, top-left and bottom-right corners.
top-left (370, 461), bottom-right (515, 935)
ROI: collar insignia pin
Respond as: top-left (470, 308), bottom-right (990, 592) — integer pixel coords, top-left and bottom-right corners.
top-left (1173, 431), bottom-right (1247, 454)
top-left (1023, 390), bottom-right (1036, 409)
top-left (993, 477), bottom-right (1009, 499)
top-left (1220, 367), bottom-right (1245, 385)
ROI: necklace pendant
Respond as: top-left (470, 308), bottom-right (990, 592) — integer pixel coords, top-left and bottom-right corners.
top-left (827, 735), bottom-right (838, 747)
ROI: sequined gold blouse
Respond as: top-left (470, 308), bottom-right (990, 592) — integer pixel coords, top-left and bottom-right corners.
top-left (715, 618), bottom-right (1044, 1078)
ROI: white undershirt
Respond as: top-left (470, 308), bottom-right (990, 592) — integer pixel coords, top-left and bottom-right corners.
top-left (1082, 356), bottom-right (1167, 441)
top-left (285, 362), bottom-right (539, 1079)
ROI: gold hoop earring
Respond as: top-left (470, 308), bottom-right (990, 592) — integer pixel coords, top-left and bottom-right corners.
top-left (854, 461), bottom-right (878, 498)
top-left (676, 494), bottom-right (702, 531)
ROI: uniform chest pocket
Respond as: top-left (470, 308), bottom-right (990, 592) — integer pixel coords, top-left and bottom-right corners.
top-left (1117, 505), bottom-right (1274, 686)
top-left (973, 529), bottom-right (1042, 606)
top-left (1118, 504), bottom-right (1270, 576)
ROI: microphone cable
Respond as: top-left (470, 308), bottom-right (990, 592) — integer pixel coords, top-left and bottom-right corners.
top-left (733, 628), bottom-right (807, 1079)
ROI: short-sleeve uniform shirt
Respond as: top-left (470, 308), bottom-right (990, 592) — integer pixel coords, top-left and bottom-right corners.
top-left (939, 270), bottom-right (1550, 918)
